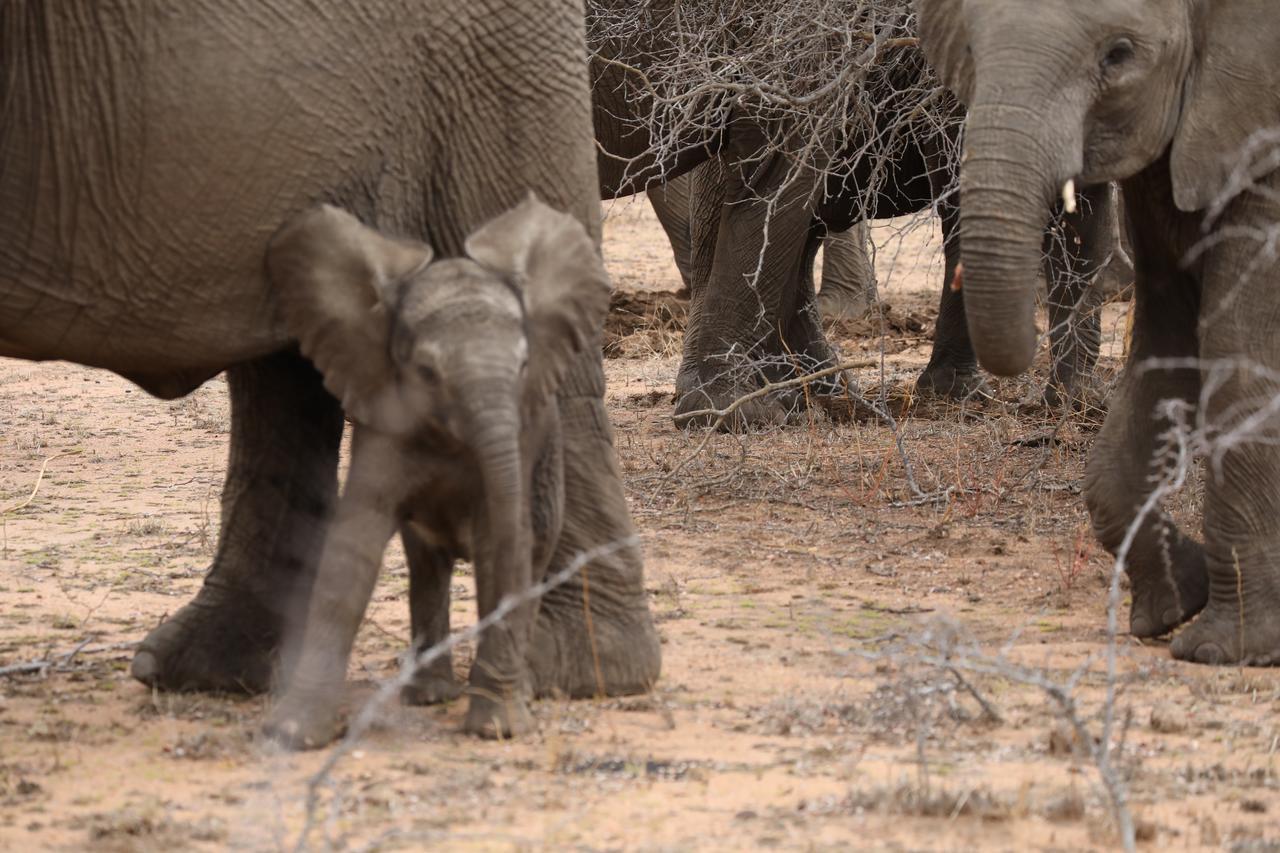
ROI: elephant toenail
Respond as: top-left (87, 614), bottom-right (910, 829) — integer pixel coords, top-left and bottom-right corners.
top-left (1129, 613), bottom-right (1154, 638)
top-left (1194, 642), bottom-right (1227, 665)
top-left (130, 651), bottom-right (158, 684)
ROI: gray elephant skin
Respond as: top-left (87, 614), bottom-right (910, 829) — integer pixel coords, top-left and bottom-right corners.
top-left (263, 198), bottom-right (608, 747)
top-left (918, 0), bottom-right (1280, 664)
top-left (590, 3), bottom-right (1123, 426)
top-left (647, 173), bottom-right (880, 318)
top-left (0, 1), bottom-right (660, 723)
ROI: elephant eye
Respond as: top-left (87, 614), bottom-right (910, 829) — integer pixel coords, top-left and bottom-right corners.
top-left (417, 363), bottom-right (438, 384)
top-left (1101, 38), bottom-right (1135, 71)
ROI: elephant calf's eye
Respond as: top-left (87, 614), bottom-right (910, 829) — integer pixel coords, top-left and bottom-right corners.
top-left (1101, 38), bottom-right (1135, 71)
top-left (417, 364), bottom-right (439, 384)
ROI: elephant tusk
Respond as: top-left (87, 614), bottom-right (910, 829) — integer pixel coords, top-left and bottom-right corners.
top-left (1061, 179), bottom-right (1078, 215)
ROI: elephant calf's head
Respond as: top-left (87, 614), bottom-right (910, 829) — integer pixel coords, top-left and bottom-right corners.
top-left (266, 197), bottom-right (611, 439)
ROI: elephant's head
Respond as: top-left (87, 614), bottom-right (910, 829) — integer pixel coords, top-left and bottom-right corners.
top-left (916, 0), bottom-right (1280, 375)
top-left (266, 196), bottom-right (610, 441)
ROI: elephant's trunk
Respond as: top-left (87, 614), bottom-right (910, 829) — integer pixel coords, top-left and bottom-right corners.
top-left (958, 97), bottom-right (1071, 376)
top-left (463, 376), bottom-right (532, 616)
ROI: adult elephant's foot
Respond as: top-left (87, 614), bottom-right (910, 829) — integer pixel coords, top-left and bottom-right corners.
top-left (1127, 547), bottom-right (1209, 638)
top-left (914, 357), bottom-right (986, 400)
top-left (400, 656), bottom-right (462, 706)
top-left (133, 352), bottom-right (345, 694)
top-left (262, 689), bottom-right (345, 750)
top-left (1170, 598), bottom-right (1280, 666)
top-left (463, 691), bottom-right (535, 739)
top-left (131, 590), bottom-right (279, 693)
top-left (673, 368), bottom-right (792, 430)
top-left (526, 584), bottom-right (661, 702)
top-left (1169, 549), bottom-right (1280, 665)
top-left (673, 385), bottom-right (791, 429)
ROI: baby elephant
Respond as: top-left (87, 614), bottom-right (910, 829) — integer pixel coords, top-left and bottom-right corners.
top-left (262, 196), bottom-right (610, 749)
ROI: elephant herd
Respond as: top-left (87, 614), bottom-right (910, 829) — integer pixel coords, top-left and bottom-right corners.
top-left (0, 0), bottom-right (1276, 751)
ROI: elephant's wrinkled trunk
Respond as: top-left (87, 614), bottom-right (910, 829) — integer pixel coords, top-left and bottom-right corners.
top-left (959, 100), bottom-right (1066, 376)
top-left (463, 376), bottom-right (532, 617)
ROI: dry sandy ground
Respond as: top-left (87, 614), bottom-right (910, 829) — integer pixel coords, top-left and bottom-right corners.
top-left (1, 199), bottom-right (1278, 851)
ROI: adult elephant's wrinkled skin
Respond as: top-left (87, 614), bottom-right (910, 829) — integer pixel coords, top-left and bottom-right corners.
top-left (0, 0), bottom-right (659, 722)
top-left (917, 0), bottom-right (1280, 664)
top-left (588, 3), bottom-right (1124, 427)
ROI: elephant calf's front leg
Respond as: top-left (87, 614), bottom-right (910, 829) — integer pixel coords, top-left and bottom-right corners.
top-left (263, 435), bottom-right (401, 750)
top-left (400, 525), bottom-right (462, 706)
top-left (464, 526), bottom-right (538, 738)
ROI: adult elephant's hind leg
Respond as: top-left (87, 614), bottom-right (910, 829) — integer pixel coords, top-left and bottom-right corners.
top-left (131, 351), bottom-right (344, 693)
top-left (1082, 265), bottom-right (1206, 639)
top-left (525, 373), bottom-right (661, 699)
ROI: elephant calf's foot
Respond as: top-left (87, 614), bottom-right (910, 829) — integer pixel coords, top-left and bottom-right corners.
top-left (262, 690), bottom-right (345, 750)
top-left (914, 360), bottom-right (986, 400)
top-left (1170, 597), bottom-right (1280, 666)
top-left (132, 596), bottom-right (279, 694)
top-left (400, 658), bottom-right (463, 706)
top-left (463, 691), bottom-right (534, 739)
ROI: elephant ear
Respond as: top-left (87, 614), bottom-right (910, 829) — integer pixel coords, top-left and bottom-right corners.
top-left (1170, 0), bottom-right (1280, 213)
top-left (464, 195), bottom-right (611, 408)
top-left (266, 205), bottom-right (433, 431)
top-left (916, 0), bottom-right (975, 104)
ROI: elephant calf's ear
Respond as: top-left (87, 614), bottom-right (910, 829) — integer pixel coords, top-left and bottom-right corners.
top-left (464, 195), bottom-right (611, 406)
top-left (266, 205), bottom-right (434, 430)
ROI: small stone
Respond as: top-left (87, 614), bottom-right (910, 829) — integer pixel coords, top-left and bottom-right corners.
top-left (1150, 704), bottom-right (1190, 735)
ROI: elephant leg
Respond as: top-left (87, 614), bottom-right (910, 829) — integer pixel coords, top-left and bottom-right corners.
top-left (1093, 184), bottom-right (1135, 301)
top-left (1082, 253), bottom-right (1206, 639)
top-left (263, 431), bottom-right (401, 750)
top-left (674, 143), bottom-right (823, 428)
top-left (525, 375), bottom-right (661, 702)
top-left (647, 175), bottom-right (694, 294)
top-left (1171, 191), bottom-right (1280, 665)
top-left (1041, 183), bottom-right (1110, 407)
top-left (778, 230), bottom-right (852, 402)
top-left (916, 195), bottom-right (983, 398)
top-left (465, 544), bottom-right (538, 740)
top-left (131, 351), bottom-right (344, 693)
top-left (815, 222), bottom-right (878, 321)
top-left (400, 526), bottom-right (461, 706)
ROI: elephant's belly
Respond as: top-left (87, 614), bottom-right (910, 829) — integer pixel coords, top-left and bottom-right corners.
top-left (0, 236), bottom-right (289, 376)
top-left (0, 2), bottom-right (411, 376)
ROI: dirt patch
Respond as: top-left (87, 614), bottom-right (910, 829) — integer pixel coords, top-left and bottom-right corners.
top-left (1, 201), bottom-right (1277, 851)
top-left (604, 289), bottom-right (688, 359)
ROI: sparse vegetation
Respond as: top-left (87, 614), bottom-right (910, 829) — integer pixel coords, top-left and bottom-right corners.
top-left (0, 202), bottom-right (1277, 851)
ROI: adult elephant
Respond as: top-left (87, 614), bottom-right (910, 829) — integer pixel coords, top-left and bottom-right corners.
top-left (1, 1), bottom-right (659, 706)
top-left (917, 0), bottom-right (1280, 663)
top-left (591, 5), bottom-right (1121, 426)
top-left (647, 171), bottom-right (880, 319)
